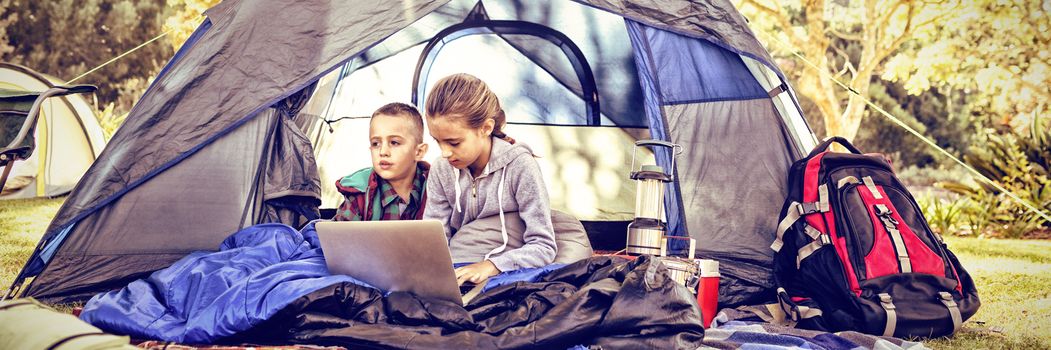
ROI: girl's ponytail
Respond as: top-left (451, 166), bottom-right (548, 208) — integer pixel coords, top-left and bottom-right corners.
top-left (490, 110), bottom-right (515, 144)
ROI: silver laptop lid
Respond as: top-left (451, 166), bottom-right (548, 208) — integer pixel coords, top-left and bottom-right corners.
top-left (315, 220), bottom-right (463, 306)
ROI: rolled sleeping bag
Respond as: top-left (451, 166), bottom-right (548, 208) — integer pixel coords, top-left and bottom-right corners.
top-left (0, 298), bottom-right (137, 350)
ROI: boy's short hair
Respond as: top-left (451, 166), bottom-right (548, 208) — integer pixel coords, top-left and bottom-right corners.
top-left (371, 102), bottom-right (424, 144)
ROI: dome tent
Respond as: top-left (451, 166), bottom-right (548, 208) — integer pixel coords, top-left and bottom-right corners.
top-left (0, 63), bottom-right (106, 199)
top-left (9, 0), bottom-right (817, 308)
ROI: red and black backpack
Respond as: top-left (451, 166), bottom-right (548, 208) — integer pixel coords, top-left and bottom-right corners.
top-left (771, 137), bottom-right (980, 338)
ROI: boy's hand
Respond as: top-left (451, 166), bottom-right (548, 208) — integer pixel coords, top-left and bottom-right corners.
top-left (455, 260), bottom-right (500, 285)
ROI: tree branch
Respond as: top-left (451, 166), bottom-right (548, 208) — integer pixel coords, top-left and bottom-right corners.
top-left (831, 46), bottom-right (858, 79)
top-left (874, 1), bottom-right (908, 34)
top-left (1019, 79), bottom-right (1051, 103)
top-left (874, 2), bottom-right (915, 62)
top-left (827, 27), bottom-right (864, 41)
top-left (803, 0), bottom-right (830, 53)
top-left (886, 0), bottom-right (964, 56)
top-left (738, 0), bottom-right (806, 48)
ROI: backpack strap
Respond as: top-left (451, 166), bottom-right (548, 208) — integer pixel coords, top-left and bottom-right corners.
top-left (939, 292), bottom-right (963, 334)
top-left (862, 176), bottom-right (884, 199)
top-left (879, 293), bottom-right (898, 337)
top-left (874, 204), bottom-right (913, 273)
top-left (772, 184), bottom-right (830, 252)
top-left (796, 225), bottom-right (832, 268)
top-left (836, 176), bottom-right (860, 189)
top-left (774, 288), bottom-right (823, 323)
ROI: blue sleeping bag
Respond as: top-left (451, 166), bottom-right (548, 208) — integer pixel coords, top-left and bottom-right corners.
top-left (79, 222), bottom-right (561, 343)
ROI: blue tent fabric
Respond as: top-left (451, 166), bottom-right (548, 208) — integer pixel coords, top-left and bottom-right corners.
top-left (627, 19), bottom-right (794, 304)
top-left (627, 19), bottom-right (771, 252)
top-left (626, 20), bottom-right (683, 243)
top-left (627, 22), bottom-right (766, 105)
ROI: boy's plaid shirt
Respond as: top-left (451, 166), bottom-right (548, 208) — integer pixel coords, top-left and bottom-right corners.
top-left (369, 167), bottom-right (426, 220)
top-left (334, 164), bottom-right (427, 221)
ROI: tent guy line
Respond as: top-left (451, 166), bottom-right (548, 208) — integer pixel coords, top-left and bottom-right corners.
top-left (762, 32), bottom-right (1051, 223)
top-left (64, 16), bottom-right (205, 86)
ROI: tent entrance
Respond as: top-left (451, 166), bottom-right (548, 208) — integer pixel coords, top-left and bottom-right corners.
top-left (412, 19), bottom-right (600, 125)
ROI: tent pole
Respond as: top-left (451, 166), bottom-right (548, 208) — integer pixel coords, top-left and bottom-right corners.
top-left (0, 159), bottom-right (14, 199)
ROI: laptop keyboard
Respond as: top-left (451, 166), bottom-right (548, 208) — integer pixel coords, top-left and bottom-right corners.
top-left (459, 282), bottom-right (478, 295)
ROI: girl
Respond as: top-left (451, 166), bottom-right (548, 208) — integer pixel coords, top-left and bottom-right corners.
top-left (423, 73), bottom-right (557, 285)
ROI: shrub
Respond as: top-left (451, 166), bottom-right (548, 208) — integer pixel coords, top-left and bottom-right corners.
top-left (898, 165), bottom-right (970, 187)
top-left (96, 103), bottom-right (127, 141)
top-left (918, 193), bottom-right (965, 235)
top-left (937, 116), bottom-right (1051, 238)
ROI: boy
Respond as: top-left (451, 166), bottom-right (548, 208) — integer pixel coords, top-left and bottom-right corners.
top-left (333, 102), bottom-right (430, 221)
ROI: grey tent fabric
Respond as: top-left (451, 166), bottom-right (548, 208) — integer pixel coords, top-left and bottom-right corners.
top-left (42, 0), bottom-right (451, 243)
top-left (43, 0), bottom-right (779, 245)
top-left (663, 99), bottom-right (796, 306)
top-left (25, 0), bottom-right (451, 300)
top-left (259, 83), bottom-right (321, 228)
top-left (25, 112), bottom-right (276, 302)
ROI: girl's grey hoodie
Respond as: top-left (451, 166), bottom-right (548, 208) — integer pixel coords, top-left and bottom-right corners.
top-left (423, 137), bottom-right (557, 271)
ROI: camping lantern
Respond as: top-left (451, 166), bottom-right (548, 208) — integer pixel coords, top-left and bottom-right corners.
top-left (626, 140), bottom-right (682, 256)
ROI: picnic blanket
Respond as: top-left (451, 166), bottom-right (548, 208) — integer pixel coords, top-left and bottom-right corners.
top-left (702, 321), bottom-right (930, 349)
top-left (79, 222), bottom-right (705, 348)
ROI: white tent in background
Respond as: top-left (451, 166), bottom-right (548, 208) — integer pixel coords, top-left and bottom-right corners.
top-left (0, 63), bottom-right (106, 199)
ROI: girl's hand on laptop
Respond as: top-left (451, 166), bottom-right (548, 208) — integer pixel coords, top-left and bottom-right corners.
top-left (455, 260), bottom-right (500, 285)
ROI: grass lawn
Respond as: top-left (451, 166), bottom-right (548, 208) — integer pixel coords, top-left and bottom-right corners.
top-left (0, 197), bottom-right (64, 293)
top-left (1, 197), bottom-right (1049, 348)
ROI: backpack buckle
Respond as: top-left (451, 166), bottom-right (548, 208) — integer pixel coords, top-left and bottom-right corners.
top-left (878, 293), bottom-right (895, 309)
top-left (874, 204), bottom-right (891, 216)
top-left (776, 287), bottom-right (801, 322)
top-left (938, 292), bottom-right (956, 305)
top-left (798, 202), bottom-right (820, 215)
top-left (874, 204), bottom-right (900, 224)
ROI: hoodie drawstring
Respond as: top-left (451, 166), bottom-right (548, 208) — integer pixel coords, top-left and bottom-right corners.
top-left (484, 168), bottom-right (509, 261)
top-left (453, 168), bottom-right (463, 213)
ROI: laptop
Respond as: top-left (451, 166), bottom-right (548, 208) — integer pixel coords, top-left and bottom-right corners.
top-left (314, 220), bottom-right (486, 306)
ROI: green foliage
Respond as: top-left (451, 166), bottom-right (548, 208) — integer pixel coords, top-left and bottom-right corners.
top-left (919, 194), bottom-right (965, 235)
top-left (164, 0), bottom-right (219, 52)
top-left (855, 82), bottom-right (933, 166)
top-left (0, 0), bottom-right (173, 115)
top-left (96, 102), bottom-right (127, 140)
top-left (938, 118), bottom-right (1051, 237)
top-left (960, 194), bottom-right (996, 237)
top-left (897, 165), bottom-right (969, 187)
top-left (882, 0), bottom-right (1050, 128)
top-left (0, 0), bottom-right (15, 58)
top-left (0, 0), bottom-right (215, 137)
